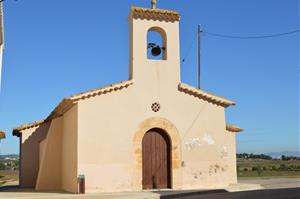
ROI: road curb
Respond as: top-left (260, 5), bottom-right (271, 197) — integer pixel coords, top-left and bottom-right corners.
top-left (224, 183), bottom-right (264, 192)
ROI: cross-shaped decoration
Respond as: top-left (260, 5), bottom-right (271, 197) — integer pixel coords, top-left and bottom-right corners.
top-left (151, 0), bottom-right (157, 9)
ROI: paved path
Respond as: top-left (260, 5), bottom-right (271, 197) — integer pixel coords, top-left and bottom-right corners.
top-left (0, 188), bottom-right (299, 199)
top-left (0, 187), bottom-right (160, 199)
top-left (0, 178), bottom-right (299, 199)
top-left (0, 192), bottom-right (159, 199)
top-left (238, 177), bottom-right (300, 189)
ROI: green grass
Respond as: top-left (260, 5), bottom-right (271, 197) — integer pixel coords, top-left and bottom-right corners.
top-left (0, 180), bottom-right (7, 186)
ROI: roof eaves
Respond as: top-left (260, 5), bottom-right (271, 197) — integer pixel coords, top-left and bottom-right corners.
top-left (0, 130), bottom-right (5, 139)
top-left (12, 119), bottom-right (46, 137)
top-left (226, 124), bottom-right (243, 133)
top-left (12, 80), bottom-right (134, 136)
top-left (47, 98), bottom-right (74, 121)
top-left (68, 80), bottom-right (134, 102)
top-left (178, 83), bottom-right (235, 108)
top-left (130, 6), bottom-right (180, 22)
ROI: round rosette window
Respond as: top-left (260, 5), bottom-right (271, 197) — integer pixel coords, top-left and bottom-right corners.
top-left (151, 102), bottom-right (161, 112)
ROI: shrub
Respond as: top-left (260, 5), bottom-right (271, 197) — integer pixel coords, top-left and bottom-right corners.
top-left (0, 162), bottom-right (5, 170)
top-left (279, 164), bottom-right (287, 170)
top-left (271, 165), bottom-right (278, 170)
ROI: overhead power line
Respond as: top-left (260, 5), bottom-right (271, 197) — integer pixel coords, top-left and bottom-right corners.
top-left (181, 28), bottom-right (300, 63)
top-left (203, 29), bottom-right (300, 39)
top-left (182, 31), bottom-right (198, 63)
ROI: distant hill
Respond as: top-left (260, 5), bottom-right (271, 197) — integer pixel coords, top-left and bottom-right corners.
top-left (0, 154), bottom-right (19, 159)
top-left (267, 151), bottom-right (300, 159)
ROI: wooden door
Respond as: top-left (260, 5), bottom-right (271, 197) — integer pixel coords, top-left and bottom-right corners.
top-left (142, 129), bottom-right (171, 189)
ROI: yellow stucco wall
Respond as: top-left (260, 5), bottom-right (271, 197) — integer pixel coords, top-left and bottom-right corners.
top-left (19, 105), bottom-right (78, 193)
top-left (36, 117), bottom-right (63, 190)
top-left (19, 122), bottom-right (50, 188)
top-left (61, 105), bottom-right (78, 193)
top-left (76, 83), bottom-right (236, 192)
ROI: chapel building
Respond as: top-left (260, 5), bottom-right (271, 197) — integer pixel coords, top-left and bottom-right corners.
top-left (13, 3), bottom-right (242, 193)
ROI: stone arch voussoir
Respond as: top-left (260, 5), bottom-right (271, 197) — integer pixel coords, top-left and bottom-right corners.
top-left (133, 117), bottom-right (182, 189)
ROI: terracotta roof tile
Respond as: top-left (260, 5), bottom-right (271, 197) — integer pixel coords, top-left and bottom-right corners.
top-left (130, 6), bottom-right (180, 22)
top-left (12, 120), bottom-right (46, 136)
top-left (226, 124), bottom-right (243, 133)
top-left (0, 130), bottom-right (5, 139)
top-left (12, 80), bottom-right (134, 134)
top-left (178, 83), bottom-right (235, 108)
top-left (47, 80), bottom-right (134, 120)
top-left (13, 80), bottom-right (235, 135)
top-left (68, 80), bottom-right (134, 102)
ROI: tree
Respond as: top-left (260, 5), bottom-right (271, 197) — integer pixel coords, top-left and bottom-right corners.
top-left (281, 155), bottom-right (287, 161)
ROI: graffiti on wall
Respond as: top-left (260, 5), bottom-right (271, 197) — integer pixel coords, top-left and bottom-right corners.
top-left (184, 133), bottom-right (215, 151)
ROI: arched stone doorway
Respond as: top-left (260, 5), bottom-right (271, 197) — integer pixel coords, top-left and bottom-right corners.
top-left (133, 117), bottom-right (182, 190)
top-left (142, 128), bottom-right (171, 189)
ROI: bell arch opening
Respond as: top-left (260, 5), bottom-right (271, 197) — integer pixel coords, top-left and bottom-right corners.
top-left (147, 27), bottom-right (167, 60)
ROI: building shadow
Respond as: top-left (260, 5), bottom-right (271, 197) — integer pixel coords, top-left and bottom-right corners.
top-left (156, 189), bottom-right (228, 199)
top-left (0, 185), bottom-right (68, 194)
top-left (18, 121), bottom-right (51, 188)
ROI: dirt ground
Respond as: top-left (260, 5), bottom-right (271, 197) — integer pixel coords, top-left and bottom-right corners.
top-left (0, 170), bottom-right (19, 186)
top-left (237, 159), bottom-right (300, 177)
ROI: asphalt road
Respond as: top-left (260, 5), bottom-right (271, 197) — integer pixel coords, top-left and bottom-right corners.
top-left (160, 188), bottom-right (300, 199)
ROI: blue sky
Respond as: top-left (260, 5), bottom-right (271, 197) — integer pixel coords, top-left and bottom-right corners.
top-left (0, 0), bottom-right (299, 154)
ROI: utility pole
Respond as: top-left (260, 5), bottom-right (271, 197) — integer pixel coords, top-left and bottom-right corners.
top-left (0, 2), bottom-right (4, 93)
top-left (198, 25), bottom-right (203, 89)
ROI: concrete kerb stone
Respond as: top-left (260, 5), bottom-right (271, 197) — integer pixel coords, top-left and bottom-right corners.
top-left (114, 192), bottom-right (160, 199)
top-left (0, 190), bottom-right (160, 199)
top-left (223, 183), bottom-right (264, 192)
